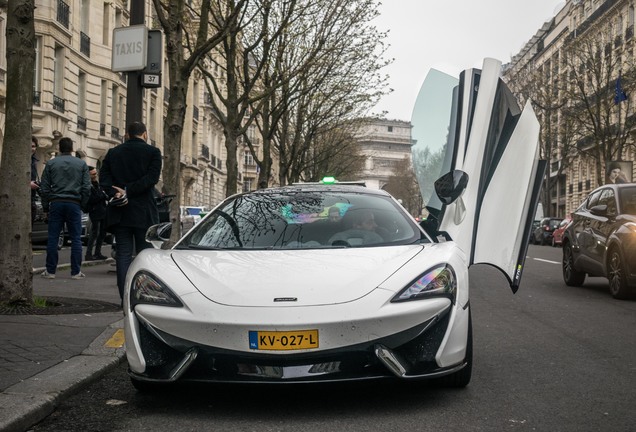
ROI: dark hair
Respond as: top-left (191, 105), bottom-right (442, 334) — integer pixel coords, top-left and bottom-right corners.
top-left (88, 165), bottom-right (96, 171)
top-left (126, 121), bottom-right (147, 138)
top-left (59, 137), bottom-right (73, 153)
top-left (607, 161), bottom-right (622, 174)
top-left (31, 136), bottom-right (38, 146)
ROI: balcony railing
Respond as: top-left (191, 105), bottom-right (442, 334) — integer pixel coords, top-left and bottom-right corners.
top-left (201, 144), bottom-right (210, 159)
top-left (33, 91), bottom-right (41, 107)
top-left (164, 87), bottom-right (170, 103)
top-left (53, 95), bottom-right (65, 112)
top-left (193, 106), bottom-right (199, 121)
top-left (57, 0), bottom-right (70, 28)
top-left (627, 26), bottom-right (634, 40)
top-left (100, 123), bottom-right (106, 136)
top-left (111, 126), bottom-right (120, 140)
top-left (77, 115), bottom-right (86, 131)
top-left (80, 32), bottom-right (90, 57)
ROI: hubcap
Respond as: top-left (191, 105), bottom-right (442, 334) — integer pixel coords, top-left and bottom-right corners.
top-left (608, 251), bottom-right (622, 295)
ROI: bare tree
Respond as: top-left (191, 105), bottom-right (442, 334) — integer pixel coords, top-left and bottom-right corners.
top-left (272, 0), bottom-right (389, 185)
top-left (559, 35), bottom-right (636, 183)
top-left (383, 157), bottom-right (421, 216)
top-left (0, 0), bottom-right (36, 304)
top-left (151, 0), bottom-right (245, 244)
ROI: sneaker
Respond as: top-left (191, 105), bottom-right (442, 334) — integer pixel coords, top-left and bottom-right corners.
top-left (85, 254), bottom-right (95, 261)
top-left (41, 270), bottom-right (55, 279)
top-left (94, 254), bottom-right (108, 260)
top-left (71, 272), bottom-right (86, 280)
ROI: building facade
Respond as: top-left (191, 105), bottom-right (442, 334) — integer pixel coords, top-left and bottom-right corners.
top-left (357, 118), bottom-right (414, 190)
top-left (0, 0), bottom-right (258, 211)
top-left (504, 0), bottom-right (636, 217)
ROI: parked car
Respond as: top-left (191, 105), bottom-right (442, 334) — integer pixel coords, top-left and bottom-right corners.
top-left (531, 217), bottom-right (562, 245)
top-left (551, 215), bottom-right (571, 247)
top-left (180, 206), bottom-right (207, 233)
top-left (562, 184), bottom-right (636, 299)
top-left (123, 58), bottom-right (544, 391)
top-left (529, 219), bottom-right (541, 243)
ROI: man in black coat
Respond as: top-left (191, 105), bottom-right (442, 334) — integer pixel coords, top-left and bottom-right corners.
top-left (100, 121), bottom-right (162, 303)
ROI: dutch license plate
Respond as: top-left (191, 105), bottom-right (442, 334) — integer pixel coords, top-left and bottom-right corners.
top-left (249, 330), bottom-right (319, 350)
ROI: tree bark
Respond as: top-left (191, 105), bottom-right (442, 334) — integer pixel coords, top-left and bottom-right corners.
top-left (0, 0), bottom-right (36, 303)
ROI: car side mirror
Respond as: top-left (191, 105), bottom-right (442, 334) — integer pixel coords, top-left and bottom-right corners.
top-left (589, 204), bottom-right (608, 217)
top-left (434, 170), bottom-right (469, 205)
top-left (145, 222), bottom-right (172, 249)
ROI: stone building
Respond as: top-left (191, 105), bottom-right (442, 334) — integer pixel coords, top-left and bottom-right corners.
top-left (357, 118), bottom-right (414, 190)
top-left (0, 0), bottom-right (259, 210)
top-left (504, 0), bottom-right (636, 217)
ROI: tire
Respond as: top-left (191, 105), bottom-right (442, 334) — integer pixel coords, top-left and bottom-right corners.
top-left (562, 243), bottom-right (585, 286)
top-left (607, 248), bottom-right (631, 300)
top-left (435, 310), bottom-right (472, 388)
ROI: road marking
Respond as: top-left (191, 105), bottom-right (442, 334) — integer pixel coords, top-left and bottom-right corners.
top-left (533, 258), bottom-right (560, 265)
top-left (105, 328), bottom-right (125, 348)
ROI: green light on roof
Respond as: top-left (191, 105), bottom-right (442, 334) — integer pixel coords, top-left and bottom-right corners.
top-left (321, 176), bottom-right (337, 184)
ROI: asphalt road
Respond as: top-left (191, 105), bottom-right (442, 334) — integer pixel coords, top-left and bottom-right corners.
top-left (31, 244), bottom-right (636, 432)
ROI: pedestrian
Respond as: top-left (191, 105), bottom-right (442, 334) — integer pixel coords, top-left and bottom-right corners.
top-left (39, 137), bottom-right (91, 279)
top-left (100, 121), bottom-right (162, 303)
top-left (30, 136), bottom-right (40, 224)
top-left (85, 166), bottom-right (109, 261)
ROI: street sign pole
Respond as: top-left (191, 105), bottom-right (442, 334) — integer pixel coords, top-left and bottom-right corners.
top-left (126, 0), bottom-right (145, 130)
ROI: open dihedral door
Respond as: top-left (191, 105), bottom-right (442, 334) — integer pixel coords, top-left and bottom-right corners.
top-left (411, 58), bottom-right (546, 292)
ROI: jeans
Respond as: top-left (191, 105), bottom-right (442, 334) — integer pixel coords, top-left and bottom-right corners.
top-left (46, 201), bottom-right (83, 275)
top-left (86, 217), bottom-right (107, 257)
top-left (112, 226), bottom-right (152, 301)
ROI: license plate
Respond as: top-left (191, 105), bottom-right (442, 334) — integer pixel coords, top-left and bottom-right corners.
top-left (249, 330), bottom-right (319, 350)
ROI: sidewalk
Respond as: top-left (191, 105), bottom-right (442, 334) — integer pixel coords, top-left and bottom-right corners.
top-left (0, 259), bottom-right (125, 432)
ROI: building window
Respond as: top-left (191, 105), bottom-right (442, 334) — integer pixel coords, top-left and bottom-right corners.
top-left (78, 72), bottom-right (86, 126)
top-left (244, 151), bottom-right (255, 166)
top-left (102, 3), bottom-right (110, 45)
top-left (53, 45), bottom-right (65, 111)
top-left (57, 0), bottom-right (70, 28)
top-left (388, 126), bottom-right (393, 132)
top-left (111, 86), bottom-right (119, 132)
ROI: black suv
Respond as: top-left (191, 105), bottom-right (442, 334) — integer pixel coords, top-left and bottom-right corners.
top-left (562, 184), bottom-right (636, 299)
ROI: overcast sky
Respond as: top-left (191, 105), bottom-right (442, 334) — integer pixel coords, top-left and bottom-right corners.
top-left (371, 0), bottom-right (566, 121)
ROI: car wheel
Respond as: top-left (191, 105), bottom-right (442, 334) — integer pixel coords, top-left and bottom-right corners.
top-left (563, 243), bottom-right (585, 286)
top-left (608, 248), bottom-right (630, 300)
top-left (435, 310), bottom-right (472, 388)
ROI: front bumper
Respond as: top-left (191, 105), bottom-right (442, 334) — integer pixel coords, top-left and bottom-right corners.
top-left (128, 308), bottom-right (467, 384)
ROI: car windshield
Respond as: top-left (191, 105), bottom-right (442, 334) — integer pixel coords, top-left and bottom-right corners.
top-left (619, 186), bottom-right (636, 215)
top-left (177, 190), bottom-right (424, 250)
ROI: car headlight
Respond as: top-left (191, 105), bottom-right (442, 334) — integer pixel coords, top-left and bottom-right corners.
top-left (392, 265), bottom-right (457, 303)
top-left (130, 271), bottom-right (183, 308)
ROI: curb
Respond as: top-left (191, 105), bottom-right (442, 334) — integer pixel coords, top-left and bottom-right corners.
top-left (0, 320), bottom-right (125, 432)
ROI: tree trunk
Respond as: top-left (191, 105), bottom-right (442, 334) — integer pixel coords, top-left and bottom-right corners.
top-left (0, 0), bottom-right (36, 303)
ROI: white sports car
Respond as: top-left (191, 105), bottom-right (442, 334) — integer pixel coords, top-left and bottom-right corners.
top-left (124, 58), bottom-right (545, 390)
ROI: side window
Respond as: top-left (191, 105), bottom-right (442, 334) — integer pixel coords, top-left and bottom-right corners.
top-left (586, 190), bottom-right (602, 209)
top-left (599, 189), bottom-right (617, 215)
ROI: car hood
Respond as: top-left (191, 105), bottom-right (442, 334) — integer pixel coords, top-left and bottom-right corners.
top-left (170, 245), bottom-right (424, 307)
